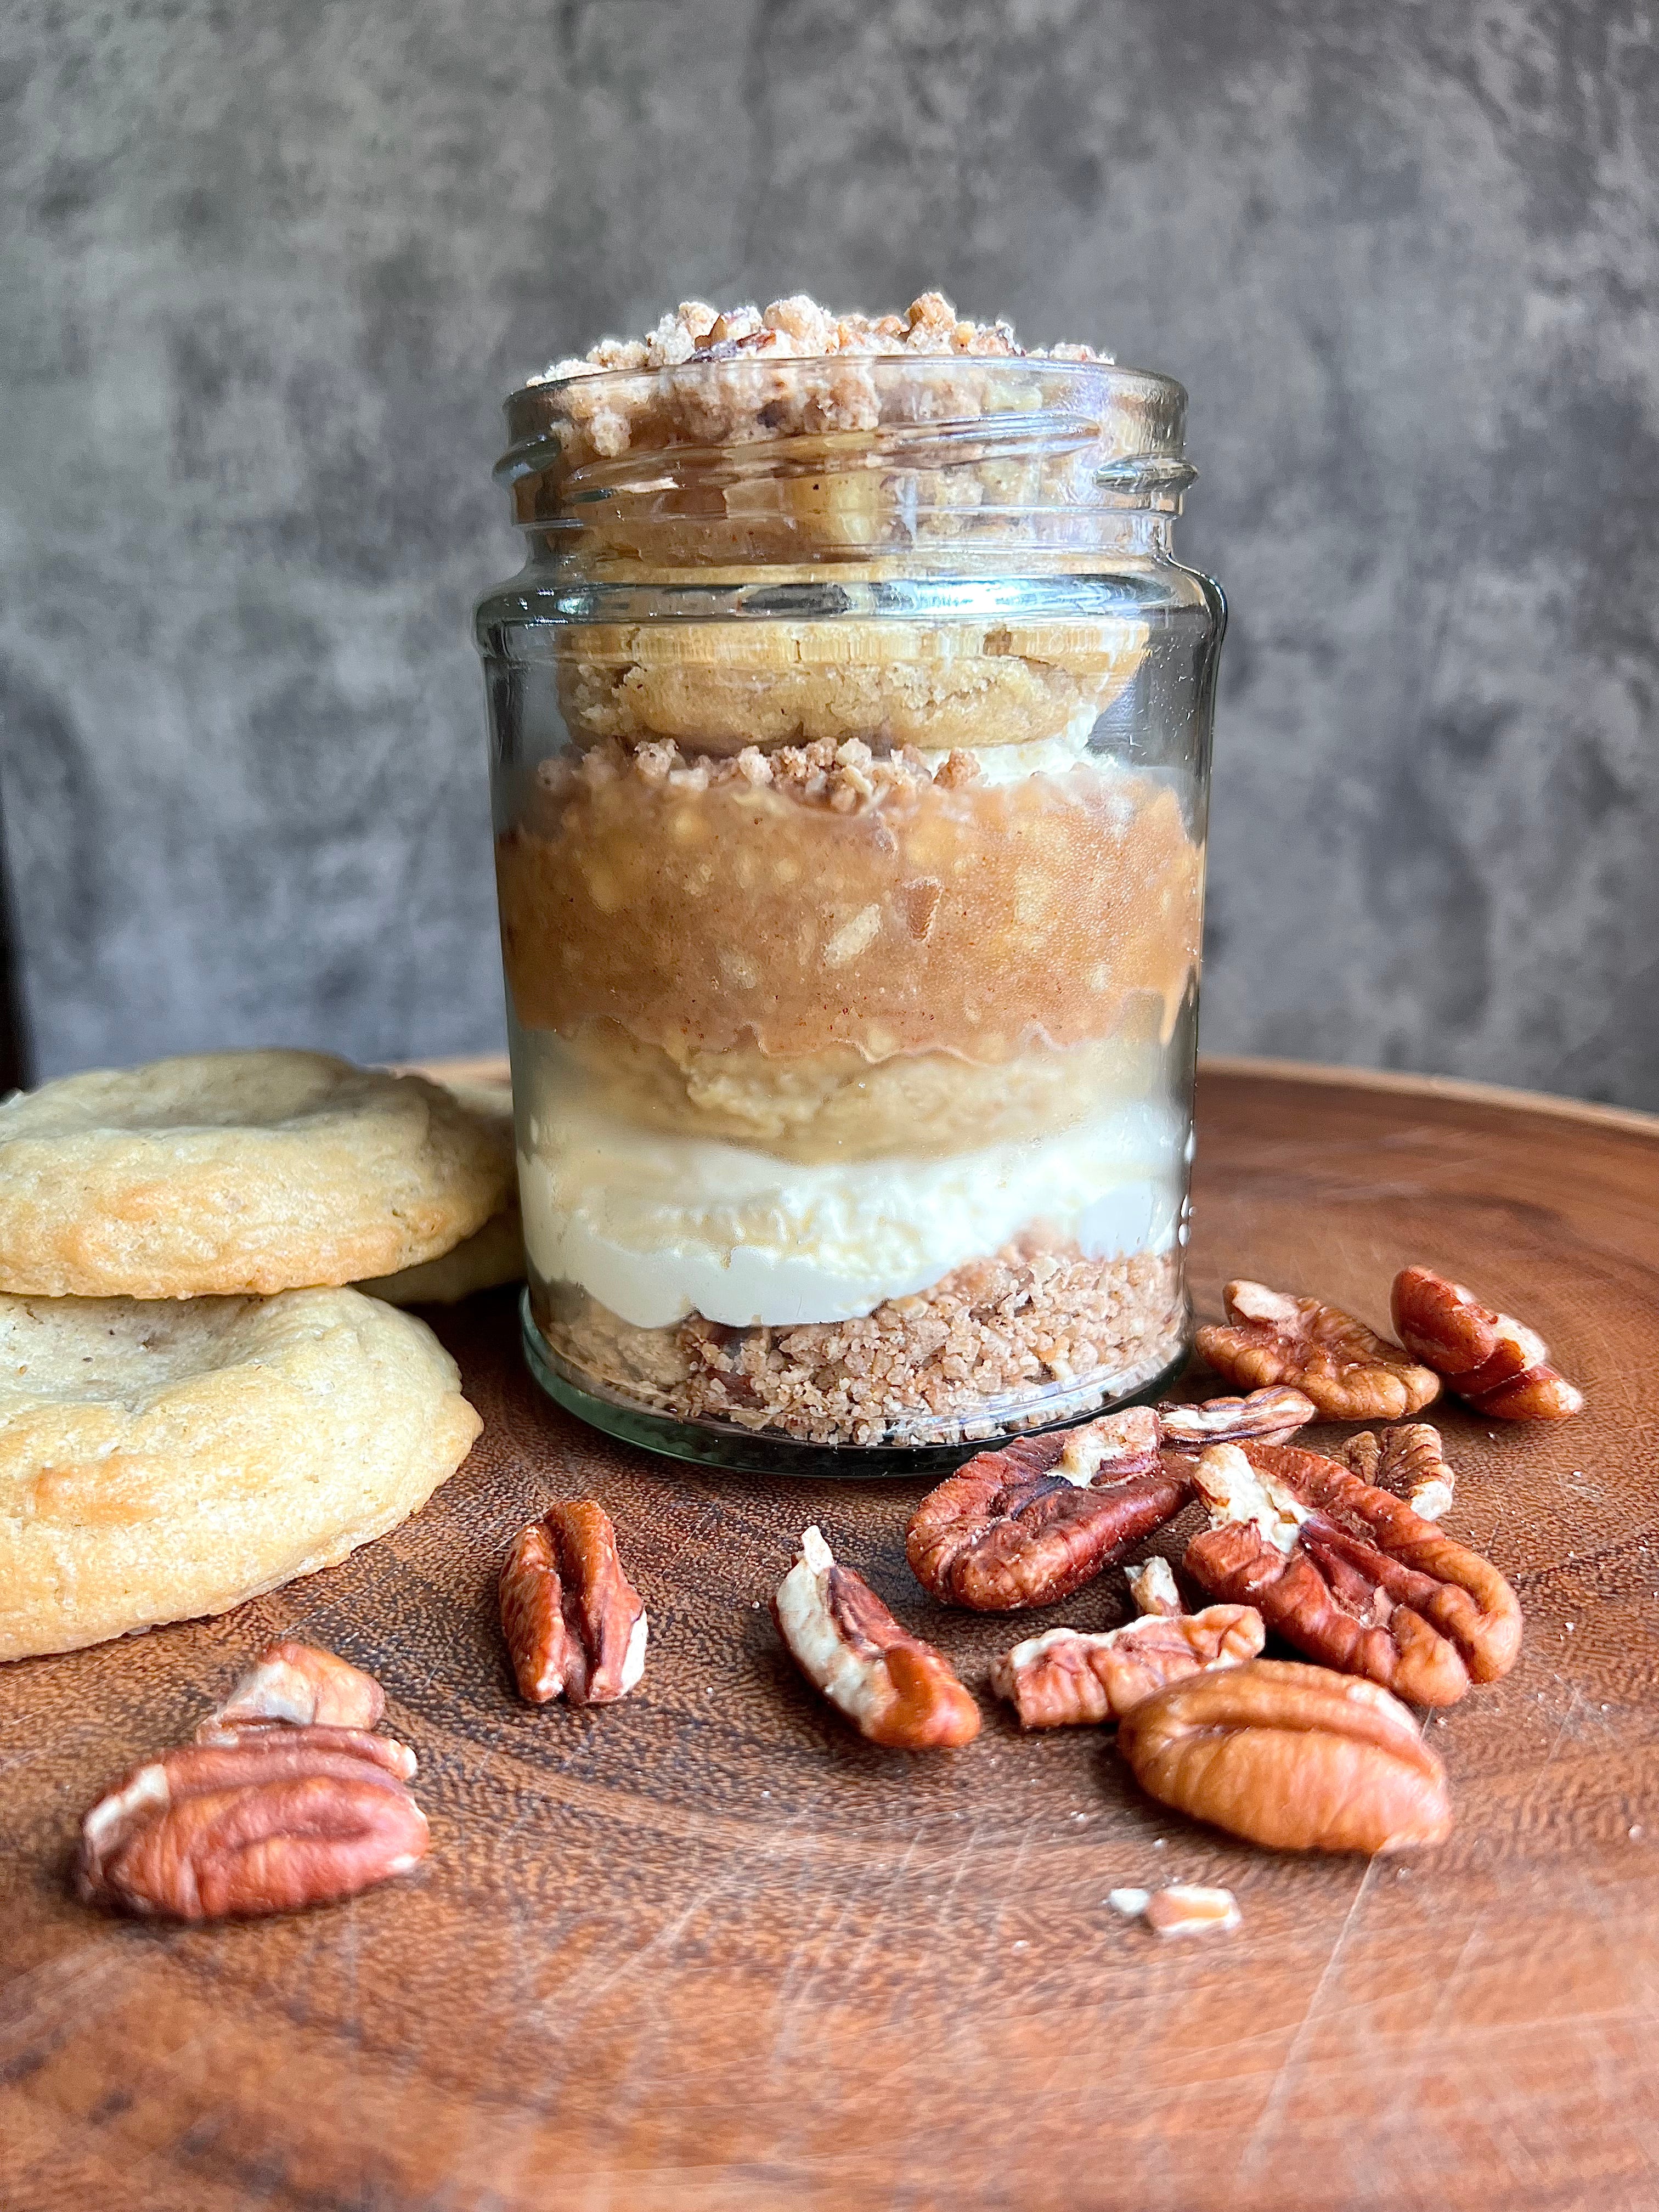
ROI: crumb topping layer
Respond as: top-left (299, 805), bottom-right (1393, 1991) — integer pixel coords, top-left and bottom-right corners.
top-left (534, 291), bottom-right (1109, 386)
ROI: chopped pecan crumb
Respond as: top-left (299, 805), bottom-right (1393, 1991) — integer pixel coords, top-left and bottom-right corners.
top-left (550, 1242), bottom-right (1183, 1448)
top-left (773, 1526), bottom-right (979, 1750)
top-left (1196, 1280), bottom-right (1440, 1421)
top-left (1391, 1266), bottom-right (1584, 1421)
top-left (1107, 1883), bottom-right (1241, 1934)
top-left (1125, 1554), bottom-right (1182, 1617)
top-left (551, 733), bottom-right (974, 817)
top-left (1144, 1885), bottom-right (1242, 1936)
top-left (539, 291), bottom-right (1075, 383)
top-left (1184, 1441), bottom-right (1522, 1706)
top-left (524, 293), bottom-right (1114, 470)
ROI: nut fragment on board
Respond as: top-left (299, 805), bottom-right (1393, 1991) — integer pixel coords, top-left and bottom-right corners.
top-left (1113, 1884), bottom-right (1242, 1936)
top-left (500, 1500), bottom-right (648, 1706)
top-left (1157, 1385), bottom-right (1317, 1455)
top-left (774, 1526), bottom-right (980, 1749)
top-left (1345, 1425), bottom-right (1457, 1523)
top-left (77, 1728), bottom-right (429, 1921)
top-left (197, 1640), bottom-right (386, 1738)
top-left (1125, 1554), bottom-right (1182, 1617)
top-left (1184, 1442), bottom-right (1521, 1706)
top-left (906, 1407), bottom-right (1187, 1611)
top-left (1391, 1266), bottom-right (1584, 1421)
top-left (990, 1603), bottom-right (1264, 1729)
top-left (1118, 1658), bottom-right (1452, 1855)
top-left (1195, 1282), bottom-right (1440, 1421)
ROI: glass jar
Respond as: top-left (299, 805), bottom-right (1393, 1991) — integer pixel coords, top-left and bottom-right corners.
top-left (476, 346), bottom-right (1223, 1473)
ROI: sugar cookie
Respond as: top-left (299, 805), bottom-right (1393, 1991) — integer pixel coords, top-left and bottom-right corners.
top-left (0, 1288), bottom-right (481, 1659)
top-left (0, 1051), bottom-right (514, 1299)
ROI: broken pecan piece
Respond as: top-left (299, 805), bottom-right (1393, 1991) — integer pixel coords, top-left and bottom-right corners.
top-left (773, 1526), bottom-right (980, 1750)
top-left (1110, 1884), bottom-right (1241, 1936)
top-left (77, 1727), bottom-right (428, 1921)
top-left (197, 1640), bottom-right (386, 1737)
top-left (1158, 1385), bottom-right (1317, 1454)
top-left (1118, 1658), bottom-right (1452, 1854)
top-left (906, 1407), bottom-right (1187, 1611)
top-left (1391, 1266), bottom-right (1584, 1421)
top-left (500, 1500), bottom-right (648, 1706)
top-left (1184, 1441), bottom-right (1521, 1706)
top-left (1195, 1281), bottom-right (1440, 1420)
top-left (990, 1602), bottom-right (1264, 1730)
top-left (1345, 1424), bottom-right (1455, 1522)
top-left (1144, 1884), bottom-right (1241, 1936)
top-left (1125, 1554), bottom-right (1182, 1617)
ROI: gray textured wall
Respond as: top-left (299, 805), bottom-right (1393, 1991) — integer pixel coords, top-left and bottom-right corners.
top-left (3, 0), bottom-right (1657, 1104)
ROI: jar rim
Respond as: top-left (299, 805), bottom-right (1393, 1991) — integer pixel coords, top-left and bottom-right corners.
top-left (497, 353), bottom-right (1188, 486)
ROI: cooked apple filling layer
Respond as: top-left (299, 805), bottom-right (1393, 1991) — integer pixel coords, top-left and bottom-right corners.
top-left (496, 737), bottom-right (1200, 1069)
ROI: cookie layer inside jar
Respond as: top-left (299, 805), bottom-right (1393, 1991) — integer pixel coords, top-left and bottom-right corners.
top-left (556, 615), bottom-right (1148, 754)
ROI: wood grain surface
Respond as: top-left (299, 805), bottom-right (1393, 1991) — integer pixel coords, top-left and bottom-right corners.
top-left (4, 1062), bottom-right (1658, 2212)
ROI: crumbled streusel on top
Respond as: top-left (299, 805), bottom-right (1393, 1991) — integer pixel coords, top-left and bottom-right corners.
top-left (517, 293), bottom-right (1116, 466)
top-left (546, 734), bottom-right (983, 815)
top-left (534, 291), bottom-right (1110, 384)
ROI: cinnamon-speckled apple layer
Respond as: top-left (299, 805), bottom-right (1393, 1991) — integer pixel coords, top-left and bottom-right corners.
top-left (496, 740), bottom-right (1200, 1067)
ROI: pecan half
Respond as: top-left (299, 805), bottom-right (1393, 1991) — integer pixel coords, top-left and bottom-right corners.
top-left (193, 1720), bottom-right (419, 1780)
top-left (1158, 1385), bottom-right (1317, 1454)
top-left (1195, 1281), bottom-right (1440, 1420)
top-left (77, 1728), bottom-right (428, 1921)
top-left (773, 1525), bottom-right (980, 1750)
top-left (990, 1601), bottom-right (1264, 1730)
top-left (1392, 1266), bottom-right (1584, 1421)
top-left (1345, 1424), bottom-right (1455, 1522)
top-left (906, 1407), bottom-right (1187, 1611)
top-left (1184, 1441), bottom-right (1521, 1706)
top-left (198, 1641), bottom-right (385, 1737)
top-left (500, 1500), bottom-right (648, 1706)
top-left (1118, 1658), bottom-right (1452, 1854)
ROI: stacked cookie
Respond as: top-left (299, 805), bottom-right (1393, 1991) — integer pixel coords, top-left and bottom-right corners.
top-left (0, 1050), bottom-right (521, 1661)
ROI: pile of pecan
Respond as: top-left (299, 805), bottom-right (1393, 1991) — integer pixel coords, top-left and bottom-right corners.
top-left (77, 1643), bottom-right (429, 1922)
top-left (72, 1488), bottom-right (654, 1925)
top-left (67, 1263), bottom-right (1578, 1931)
top-left (772, 1262), bottom-right (1578, 1870)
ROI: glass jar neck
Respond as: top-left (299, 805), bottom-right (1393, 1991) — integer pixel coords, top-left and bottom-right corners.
top-left (495, 357), bottom-right (1193, 574)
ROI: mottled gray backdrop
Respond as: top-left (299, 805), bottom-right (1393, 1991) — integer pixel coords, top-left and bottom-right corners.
top-left (3, 0), bottom-right (1656, 1104)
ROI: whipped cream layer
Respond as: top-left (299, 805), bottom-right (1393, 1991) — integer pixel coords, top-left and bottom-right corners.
top-left (518, 1093), bottom-right (1183, 1330)
top-left (914, 716), bottom-right (1101, 786)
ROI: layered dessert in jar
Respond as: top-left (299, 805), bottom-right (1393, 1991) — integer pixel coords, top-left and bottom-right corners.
top-left (478, 294), bottom-right (1222, 1462)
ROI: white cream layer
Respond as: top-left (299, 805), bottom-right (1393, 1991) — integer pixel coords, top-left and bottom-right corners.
top-left (915, 716), bottom-right (1098, 786)
top-left (518, 1092), bottom-right (1182, 1330)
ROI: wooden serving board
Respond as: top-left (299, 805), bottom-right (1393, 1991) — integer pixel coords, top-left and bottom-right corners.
top-left (4, 1060), bottom-right (1658, 2212)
